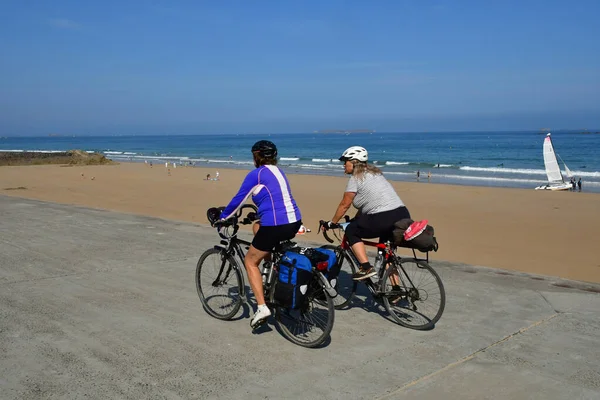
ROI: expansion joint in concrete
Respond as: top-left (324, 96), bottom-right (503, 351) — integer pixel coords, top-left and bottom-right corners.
top-left (375, 312), bottom-right (561, 399)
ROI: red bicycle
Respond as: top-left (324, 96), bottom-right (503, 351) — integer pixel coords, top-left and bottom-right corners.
top-left (319, 218), bottom-right (445, 330)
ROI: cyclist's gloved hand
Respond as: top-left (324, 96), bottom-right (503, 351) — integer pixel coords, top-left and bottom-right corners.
top-left (322, 221), bottom-right (335, 231)
top-left (215, 219), bottom-right (228, 237)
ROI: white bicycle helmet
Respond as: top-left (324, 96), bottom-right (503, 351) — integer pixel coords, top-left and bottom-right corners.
top-left (339, 146), bottom-right (368, 162)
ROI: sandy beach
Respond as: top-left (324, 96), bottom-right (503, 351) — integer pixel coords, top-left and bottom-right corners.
top-left (1, 162), bottom-right (598, 283)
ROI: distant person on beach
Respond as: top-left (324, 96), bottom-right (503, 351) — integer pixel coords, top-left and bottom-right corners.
top-left (578, 178), bottom-right (582, 192)
top-left (215, 171), bottom-right (220, 180)
top-left (149, 161), bottom-right (153, 168)
top-left (437, 163), bottom-right (440, 168)
top-left (428, 171), bottom-right (431, 182)
top-left (572, 178), bottom-right (576, 191)
top-left (417, 170), bottom-right (420, 181)
top-left (323, 146), bottom-right (410, 281)
top-left (219, 140), bottom-right (302, 329)
top-left (206, 173), bottom-right (211, 181)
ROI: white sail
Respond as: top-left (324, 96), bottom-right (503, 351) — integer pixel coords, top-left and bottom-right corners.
top-left (557, 153), bottom-right (574, 178)
top-left (564, 162), bottom-right (573, 179)
top-left (542, 134), bottom-right (564, 184)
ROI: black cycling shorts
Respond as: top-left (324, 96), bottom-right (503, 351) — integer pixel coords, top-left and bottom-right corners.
top-left (345, 207), bottom-right (411, 246)
top-left (252, 221), bottom-right (302, 252)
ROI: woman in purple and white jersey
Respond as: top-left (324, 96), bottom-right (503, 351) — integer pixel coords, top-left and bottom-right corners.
top-left (220, 140), bottom-right (302, 329)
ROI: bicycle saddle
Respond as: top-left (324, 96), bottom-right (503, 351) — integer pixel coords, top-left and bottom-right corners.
top-left (274, 240), bottom-right (297, 253)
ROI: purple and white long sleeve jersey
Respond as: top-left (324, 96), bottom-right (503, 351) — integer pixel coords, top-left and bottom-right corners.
top-left (220, 165), bottom-right (301, 226)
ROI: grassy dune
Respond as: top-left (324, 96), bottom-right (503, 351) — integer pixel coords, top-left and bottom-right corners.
top-left (0, 150), bottom-right (115, 167)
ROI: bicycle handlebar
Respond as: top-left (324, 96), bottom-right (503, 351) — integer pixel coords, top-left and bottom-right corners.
top-left (318, 220), bottom-right (339, 243)
top-left (209, 204), bottom-right (258, 228)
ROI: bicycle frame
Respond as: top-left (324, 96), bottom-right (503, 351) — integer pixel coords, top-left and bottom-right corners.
top-left (326, 222), bottom-right (421, 299)
top-left (210, 237), bottom-right (250, 303)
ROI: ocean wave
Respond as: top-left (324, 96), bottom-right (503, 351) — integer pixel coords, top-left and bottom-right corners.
top-left (460, 166), bottom-right (546, 175)
top-left (104, 151), bottom-right (123, 155)
top-left (293, 163), bottom-right (334, 169)
top-left (460, 166), bottom-right (600, 178)
top-left (187, 158), bottom-right (254, 166)
top-left (280, 157), bottom-right (300, 161)
top-left (126, 155), bottom-right (191, 161)
top-left (0, 149), bottom-right (66, 153)
top-left (312, 158), bottom-right (332, 162)
top-left (385, 161), bottom-right (409, 165)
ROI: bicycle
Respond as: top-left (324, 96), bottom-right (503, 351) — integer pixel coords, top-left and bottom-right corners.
top-left (318, 218), bottom-right (445, 330)
top-left (196, 204), bottom-right (337, 348)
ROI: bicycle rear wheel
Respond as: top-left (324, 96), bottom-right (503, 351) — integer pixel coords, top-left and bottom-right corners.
top-left (320, 245), bottom-right (357, 309)
top-left (196, 248), bottom-right (243, 320)
top-left (381, 258), bottom-right (445, 330)
top-left (272, 277), bottom-right (335, 348)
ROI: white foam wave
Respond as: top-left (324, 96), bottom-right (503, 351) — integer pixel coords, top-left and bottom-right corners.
top-left (280, 157), bottom-right (299, 161)
top-left (123, 152), bottom-right (136, 155)
top-left (438, 164), bottom-right (453, 168)
top-left (293, 163), bottom-right (333, 169)
top-left (312, 158), bottom-right (332, 162)
top-left (124, 155), bottom-right (190, 161)
top-left (383, 172), bottom-right (415, 177)
top-left (570, 170), bottom-right (600, 178)
top-left (460, 166), bottom-right (600, 178)
top-left (2, 149), bottom-right (104, 154)
top-left (185, 158), bottom-right (254, 166)
top-left (460, 166), bottom-right (546, 175)
top-left (0, 149), bottom-right (70, 153)
top-left (385, 161), bottom-right (409, 165)
top-left (104, 151), bottom-right (123, 155)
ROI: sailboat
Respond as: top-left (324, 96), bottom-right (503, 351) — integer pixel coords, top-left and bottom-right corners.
top-left (535, 133), bottom-right (572, 191)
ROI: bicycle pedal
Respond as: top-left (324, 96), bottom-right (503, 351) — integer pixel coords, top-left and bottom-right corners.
top-left (250, 317), bottom-right (269, 330)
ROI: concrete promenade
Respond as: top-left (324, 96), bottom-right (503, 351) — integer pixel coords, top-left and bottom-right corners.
top-left (1, 195), bottom-right (599, 399)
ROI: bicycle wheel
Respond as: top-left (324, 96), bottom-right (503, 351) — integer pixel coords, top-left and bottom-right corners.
top-left (196, 248), bottom-right (243, 320)
top-left (381, 258), bottom-right (445, 330)
top-left (320, 245), bottom-right (357, 309)
top-left (272, 277), bottom-right (335, 348)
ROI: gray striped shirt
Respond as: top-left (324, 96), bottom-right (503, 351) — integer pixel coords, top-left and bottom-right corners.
top-left (345, 172), bottom-right (404, 214)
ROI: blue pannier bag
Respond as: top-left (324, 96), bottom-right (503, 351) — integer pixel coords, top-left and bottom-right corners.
top-left (274, 251), bottom-right (314, 309)
top-left (315, 247), bottom-right (341, 289)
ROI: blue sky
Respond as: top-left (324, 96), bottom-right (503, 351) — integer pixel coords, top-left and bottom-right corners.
top-left (1, 0), bottom-right (599, 135)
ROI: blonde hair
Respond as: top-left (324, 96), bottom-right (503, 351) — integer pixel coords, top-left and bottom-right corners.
top-left (352, 160), bottom-right (382, 180)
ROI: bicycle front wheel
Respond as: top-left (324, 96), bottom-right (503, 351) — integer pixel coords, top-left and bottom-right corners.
top-left (196, 248), bottom-right (243, 320)
top-left (381, 258), bottom-right (445, 330)
top-left (320, 245), bottom-right (357, 309)
top-left (272, 277), bottom-right (335, 348)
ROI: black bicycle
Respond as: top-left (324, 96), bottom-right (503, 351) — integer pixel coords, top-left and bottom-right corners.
top-left (196, 204), bottom-right (336, 348)
top-left (319, 218), bottom-right (445, 330)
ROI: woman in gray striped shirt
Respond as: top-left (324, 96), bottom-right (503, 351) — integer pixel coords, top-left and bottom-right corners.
top-left (325, 146), bottom-right (411, 280)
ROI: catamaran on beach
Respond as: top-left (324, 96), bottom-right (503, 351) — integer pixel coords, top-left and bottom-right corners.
top-left (535, 133), bottom-right (573, 191)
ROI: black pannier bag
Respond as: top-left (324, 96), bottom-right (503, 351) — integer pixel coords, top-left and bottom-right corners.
top-left (392, 218), bottom-right (439, 253)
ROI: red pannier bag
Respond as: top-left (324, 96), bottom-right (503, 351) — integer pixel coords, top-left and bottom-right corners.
top-left (392, 219), bottom-right (439, 253)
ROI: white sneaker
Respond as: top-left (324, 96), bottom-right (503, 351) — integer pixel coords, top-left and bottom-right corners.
top-left (250, 305), bottom-right (271, 329)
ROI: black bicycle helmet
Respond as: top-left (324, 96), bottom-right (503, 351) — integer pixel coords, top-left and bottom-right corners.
top-left (251, 140), bottom-right (278, 158)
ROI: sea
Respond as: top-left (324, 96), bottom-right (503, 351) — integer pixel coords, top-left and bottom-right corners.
top-left (2, 131), bottom-right (599, 193)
